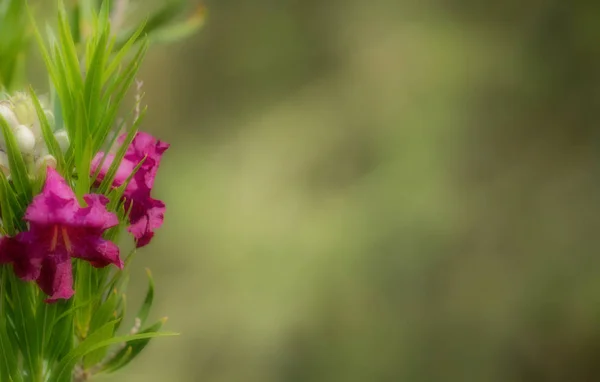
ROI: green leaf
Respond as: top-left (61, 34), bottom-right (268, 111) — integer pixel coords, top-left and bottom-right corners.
top-left (8, 273), bottom-right (40, 379)
top-left (103, 20), bottom-right (147, 84)
top-left (49, 329), bottom-right (178, 382)
top-left (0, 268), bottom-right (22, 382)
top-left (100, 318), bottom-right (168, 374)
top-left (137, 269), bottom-right (155, 327)
top-left (0, 114), bottom-right (32, 203)
top-left (83, 289), bottom-right (119, 368)
top-left (105, 247), bottom-right (136, 295)
top-left (0, 0), bottom-right (29, 91)
top-left (38, 298), bottom-right (76, 368)
top-left (51, 300), bottom-right (93, 328)
top-left (75, 136), bottom-right (93, 199)
top-left (0, 173), bottom-right (17, 235)
top-left (37, 299), bottom-right (55, 361)
top-left (29, 87), bottom-right (67, 176)
top-left (93, 40), bottom-right (148, 153)
top-left (45, 305), bottom-right (75, 365)
top-left (97, 114), bottom-right (140, 194)
top-left (84, 28), bottom-right (109, 137)
top-left (57, 1), bottom-right (84, 96)
top-left (113, 293), bottom-right (127, 334)
top-left (75, 261), bottom-right (94, 339)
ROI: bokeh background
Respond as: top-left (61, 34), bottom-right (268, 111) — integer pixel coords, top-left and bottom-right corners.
top-left (61, 0), bottom-right (600, 381)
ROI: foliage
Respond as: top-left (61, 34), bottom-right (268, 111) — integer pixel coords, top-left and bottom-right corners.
top-left (0, 1), bottom-right (202, 381)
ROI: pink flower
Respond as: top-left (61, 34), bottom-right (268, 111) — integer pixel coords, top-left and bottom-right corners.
top-left (0, 168), bottom-right (122, 302)
top-left (91, 132), bottom-right (169, 248)
top-left (126, 197), bottom-right (165, 248)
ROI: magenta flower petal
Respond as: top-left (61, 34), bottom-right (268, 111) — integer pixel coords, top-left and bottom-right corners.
top-left (25, 167), bottom-right (80, 226)
top-left (127, 197), bottom-right (165, 248)
top-left (37, 255), bottom-right (74, 303)
top-left (0, 167), bottom-right (122, 301)
top-left (0, 237), bottom-right (12, 264)
top-left (0, 235), bottom-right (41, 280)
top-left (91, 152), bottom-right (136, 188)
top-left (91, 132), bottom-right (169, 247)
top-left (71, 234), bottom-right (122, 268)
top-left (124, 132), bottom-right (170, 191)
top-left (91, 132), bottom-right (169, 193)
top-left (75, 194), bottom-right (119, 231)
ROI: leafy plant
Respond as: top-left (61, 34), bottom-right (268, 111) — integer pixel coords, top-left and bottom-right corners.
top-left (0, 1), bottom-right (203, 380)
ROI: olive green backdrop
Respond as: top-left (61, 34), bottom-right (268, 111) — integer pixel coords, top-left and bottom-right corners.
top-left (76, 0), bottom-right (600, 381)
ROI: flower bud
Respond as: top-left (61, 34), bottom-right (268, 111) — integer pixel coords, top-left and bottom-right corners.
top-left (0, 103), bottom-right (19, 130)
top-left (36, 154), bottom-right (57, 171)
top-left (54, 129), bottom-right (70, 152)
top-left (12, 93), bottom-right (36, 126)
top-left (11, 93), bottom-right (42, 138)
top-left (14, 125), bottom-right (36, 154)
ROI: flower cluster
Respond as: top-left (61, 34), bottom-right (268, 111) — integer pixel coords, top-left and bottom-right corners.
top-left (0, 95), bottom-right (169, 302)
top-left (0, 2), bottom-right (197, 379)
top-left (0, 92), bottom-right (69, 174)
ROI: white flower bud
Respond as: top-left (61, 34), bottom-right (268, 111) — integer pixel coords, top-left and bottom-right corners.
top-left (36, 154), bottom-right (57, 170)
top-left (12, 93), bottom-right (35, 126)
top-left (14, 125), bottom-right (36, 154)
top-left (0, 103), bottom-right (19, 130)
top-left (54, 129), bottom-right (70, 152)
top-left (11, 93), bottom-right (43, 140)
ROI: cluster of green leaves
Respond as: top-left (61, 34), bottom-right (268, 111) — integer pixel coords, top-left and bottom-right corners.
top-left (0, 0), bottom-right (30, 92)
top-left (32, 2), bottom-right (148, 199)
top-left (0, 253), bottom-right (169, 382)
top-left (0, 0), bottom-right (199, 380)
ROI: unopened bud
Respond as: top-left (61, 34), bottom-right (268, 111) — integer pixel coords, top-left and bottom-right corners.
top-left (54, 130), bottom-right (70, 152)
top-left (0, 103), bottom-right (19, 130)
top-left (14, 125), bottom-right (36, 154)
top-left (12, 93), bottom-right (36, 127)
top-left (11, 93), bottom-right (43, 140)
top-left (36, 154), bottom-right (57, 170)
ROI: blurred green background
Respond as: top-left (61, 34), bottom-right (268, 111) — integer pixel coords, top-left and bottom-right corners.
top-left (85, 0), bottom-right (600, 381)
